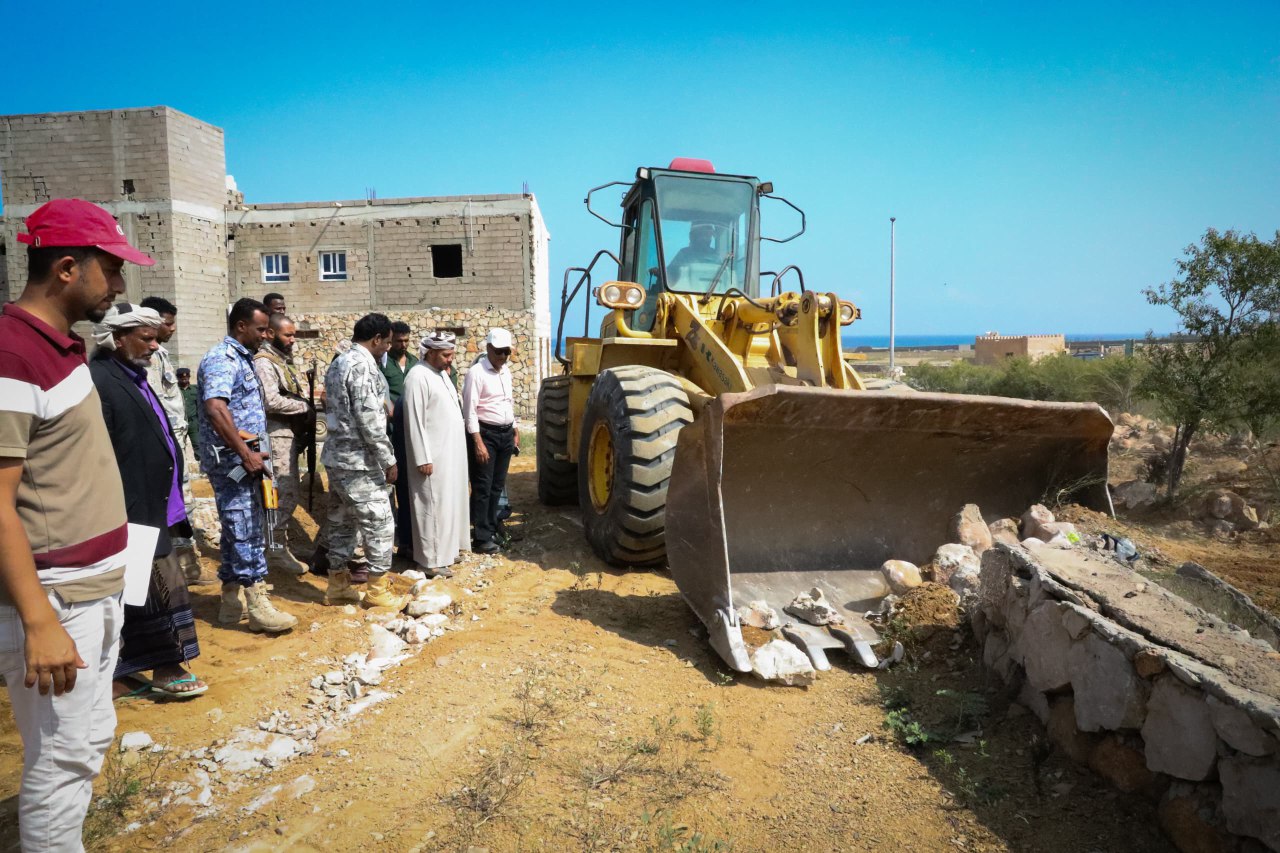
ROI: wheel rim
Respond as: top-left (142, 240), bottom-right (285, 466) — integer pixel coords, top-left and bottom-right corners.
top-left (587, 421), bottom-right (614, 513)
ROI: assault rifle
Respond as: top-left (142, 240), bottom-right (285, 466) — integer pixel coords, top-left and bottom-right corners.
top-left (305, 360), bottom-right (317, 512)
top-left (211, 429), bottom-right (282, 551)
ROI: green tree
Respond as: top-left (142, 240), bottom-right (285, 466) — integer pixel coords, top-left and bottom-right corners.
top-left (1141, 229), bottom-right (1280, 495)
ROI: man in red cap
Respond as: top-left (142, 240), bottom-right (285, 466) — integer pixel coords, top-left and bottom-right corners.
top-left (0, 198), bottom-right (154, 849)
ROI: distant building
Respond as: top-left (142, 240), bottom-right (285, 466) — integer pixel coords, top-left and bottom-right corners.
top-left (973, 333), bottom-right (1066, 365)
top-left (0, 106), bottom-right (552, 416)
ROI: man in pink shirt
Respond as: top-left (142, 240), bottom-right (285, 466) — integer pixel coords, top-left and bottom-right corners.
top-left (461, 329), bottom-right (519, 553)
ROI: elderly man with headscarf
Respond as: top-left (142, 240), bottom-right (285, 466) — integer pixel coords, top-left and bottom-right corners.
top-left (401, 331), bottom-right (470, 577)
top-left (89, 303), bottom-right (206, 699)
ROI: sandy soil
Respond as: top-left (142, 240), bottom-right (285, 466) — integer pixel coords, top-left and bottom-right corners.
top-left (0, 439), bottom-right (1269, 851)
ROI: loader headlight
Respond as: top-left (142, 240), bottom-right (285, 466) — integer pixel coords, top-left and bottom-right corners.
top-left (597, 281), bottom-right (645, 310)
top-left (839, 301), bottom-right (859, 326)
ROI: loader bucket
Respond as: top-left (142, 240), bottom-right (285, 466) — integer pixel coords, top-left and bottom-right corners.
top-left (665, 386), bottom-right (1113, 677)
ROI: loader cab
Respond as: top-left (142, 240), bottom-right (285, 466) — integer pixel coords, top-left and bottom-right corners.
top-left (619, 161), bottom-right (761, 331)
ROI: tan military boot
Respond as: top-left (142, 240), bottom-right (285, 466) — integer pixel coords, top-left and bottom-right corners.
top-left (267, 543), bottom-right (308, 576)
top-left (244, 582), bottom-right (298, 633)
top-left (362, 573), bottom-right (409, 611)
top-left (174, 546), bottom-right (204, 584)
top-left (218, 582), bottom-right (247, 624)
top-left (324, 569), bottom-right (363, 606)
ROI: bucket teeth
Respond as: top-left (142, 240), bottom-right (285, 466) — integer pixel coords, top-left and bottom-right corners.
top-left (780, 625), bottom-right (833, 671)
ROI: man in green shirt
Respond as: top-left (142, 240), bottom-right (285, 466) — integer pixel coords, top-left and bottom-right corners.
top-left (383, 321), bottom-right (417, 556)
top-left (178, 367), bottom-right (200, 458)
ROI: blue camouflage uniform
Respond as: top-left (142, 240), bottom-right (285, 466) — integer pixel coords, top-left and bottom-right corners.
top-left (197, 336), bottom-right (268, 587)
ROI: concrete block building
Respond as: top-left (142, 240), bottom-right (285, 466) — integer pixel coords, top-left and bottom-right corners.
top-left (974, 333), bottom-right (1067, 365)
top-left (0, 106), bottom-right (552, 416)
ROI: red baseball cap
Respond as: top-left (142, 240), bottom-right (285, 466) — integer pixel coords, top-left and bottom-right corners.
top-left (16, 199), bottom-right (155, 267)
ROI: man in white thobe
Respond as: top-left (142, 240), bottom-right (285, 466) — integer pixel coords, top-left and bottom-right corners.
top-left (402, 331), bottom-right (470, 577)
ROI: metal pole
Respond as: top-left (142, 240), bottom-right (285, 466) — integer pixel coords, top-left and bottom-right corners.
top-left (889, 217), bottom-right (897, 376)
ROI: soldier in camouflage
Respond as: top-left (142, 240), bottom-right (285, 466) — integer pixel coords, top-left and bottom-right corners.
top-left (319, 313), bottom-right (409, 610)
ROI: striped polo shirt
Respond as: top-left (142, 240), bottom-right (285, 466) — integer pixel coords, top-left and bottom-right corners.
top-left (0, 303), bottom-right (128, 602)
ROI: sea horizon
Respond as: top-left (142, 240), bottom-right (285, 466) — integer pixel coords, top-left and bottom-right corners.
top-left (841, 332), bottom-right (1169, 349)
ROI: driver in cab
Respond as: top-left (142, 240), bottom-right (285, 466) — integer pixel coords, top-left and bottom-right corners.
top-left (665, 222), bottom-right (722, 286)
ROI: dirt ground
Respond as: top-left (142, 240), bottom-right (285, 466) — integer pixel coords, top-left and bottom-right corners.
top-left (0, 428), bottom-right (1274, 851)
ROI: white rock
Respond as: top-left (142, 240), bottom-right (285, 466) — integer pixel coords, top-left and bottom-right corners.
top-left (401, 622), bottom-right (432, 644)
top-left (880, 560), bottom-right (922, 595)
top-left (989, 518), bottom-right (1021, 547)
top-left (1068, 633), bottom-right (1148, 731)
top-left (323, 670), bottom-right (344, 685)
top-left (933, 543), bottom-right (980, 586)
top-left (354, 665), bottom-right (384, 686)
top-left (1142, 677), bottom-right (1217, 780)
top-left (409, 579), bottom-right (433, 596)
top-left (346, 681), bottom-right (363, 699)
top-left (750, 639), bottom-right (816, 687)
top-left (736, 600), bottom-right (781, 630)
top-left (1018, 603), bottom-right (1073, 692)
top-left (400, 570), bottom-right (427, 582)
top-left (783, 588), bottom-right (844, 626)
top-left (406, 593), bottom-right (452, 617)
top-left (120, 731), bottom-right (153, 752)
top-left (368, 624), bottom-right (408, 662)
top-left (1021, 536), bottom-right (1046, 549)
top-left (418, 613), bottom-right (449, 628)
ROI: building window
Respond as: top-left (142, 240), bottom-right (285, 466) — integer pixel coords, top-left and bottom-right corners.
top-left (320, 250), bottom-right (348, 281)
top-left (431, 244), bottom-right (463, 278)
top-left (262, 253), bottom-right (290, 283)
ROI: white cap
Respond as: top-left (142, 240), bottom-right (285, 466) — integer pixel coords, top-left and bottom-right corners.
top-left (485, 328), bottom-right (513, 349)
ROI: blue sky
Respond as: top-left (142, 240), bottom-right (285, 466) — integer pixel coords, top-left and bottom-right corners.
top-left (2, 1), bottom-right (1277, 336)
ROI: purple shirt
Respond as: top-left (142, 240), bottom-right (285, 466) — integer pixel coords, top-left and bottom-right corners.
top-left (122, 359), bottom-right (186, 526)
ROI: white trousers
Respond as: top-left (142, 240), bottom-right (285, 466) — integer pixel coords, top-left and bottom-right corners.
top-left (0, 592), bottom-right (123, 852)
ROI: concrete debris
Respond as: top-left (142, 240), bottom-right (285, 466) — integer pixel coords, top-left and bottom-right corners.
top-left (120, 731), bottom-right (153, 752)
top-left (881, 560), bottom-right (922, 595)
top-left (750, 639), bottom-right (816, 687)
top-left (737, 600), bottom-right (781, 630)
top-left (784, 588), bottom-right (844, 626)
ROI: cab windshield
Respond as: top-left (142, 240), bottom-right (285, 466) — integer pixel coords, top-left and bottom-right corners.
top-left (655, 175), bottom-right (755, 296)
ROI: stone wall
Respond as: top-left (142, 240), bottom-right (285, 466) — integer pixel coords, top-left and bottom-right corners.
top-left (289, 308), bottom-right (548, 420)
top-left (972, 543), bottom-right (1280, 852)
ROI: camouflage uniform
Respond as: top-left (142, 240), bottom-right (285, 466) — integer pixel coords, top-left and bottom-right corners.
top-left (197, 336), bottom-right (268, 586)
top-left (253, 342), bottom-right (309, 543)
top-left (320, 344), bottom-right (395, 574)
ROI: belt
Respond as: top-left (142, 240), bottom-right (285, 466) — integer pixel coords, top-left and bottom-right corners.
top-left (479, 421), bottom-right (514, 431)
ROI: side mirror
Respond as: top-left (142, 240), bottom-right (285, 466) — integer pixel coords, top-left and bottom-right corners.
top-left (585, 181), bottom-right (634, 229)
top-left (761, 194), bottom-right (806, 244)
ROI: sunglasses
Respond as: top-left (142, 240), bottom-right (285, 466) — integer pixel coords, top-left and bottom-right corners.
top-left (493, 347), bottom-right (512, 356)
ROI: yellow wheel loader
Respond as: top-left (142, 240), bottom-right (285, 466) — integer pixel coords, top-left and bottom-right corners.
top-left (538, 158), bottom-right (1113, 679)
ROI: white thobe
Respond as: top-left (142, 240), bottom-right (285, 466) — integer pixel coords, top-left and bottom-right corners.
top-left (403, 362), bottom-right (471, 569)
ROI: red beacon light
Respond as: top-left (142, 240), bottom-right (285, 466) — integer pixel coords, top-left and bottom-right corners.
top-left (668, 157), bottom-right (716, 173)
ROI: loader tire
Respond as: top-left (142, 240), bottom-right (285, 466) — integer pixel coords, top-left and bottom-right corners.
top-left (536, 374), bottom-right (578, 505)
top-left (577, 366), bottom-right (694, 567)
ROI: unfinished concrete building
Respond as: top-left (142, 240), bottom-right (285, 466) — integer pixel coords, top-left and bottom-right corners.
top-left (974, 333), bottom-right (1067, 365)
top-left (0, 106), bottom-right (552, 416)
